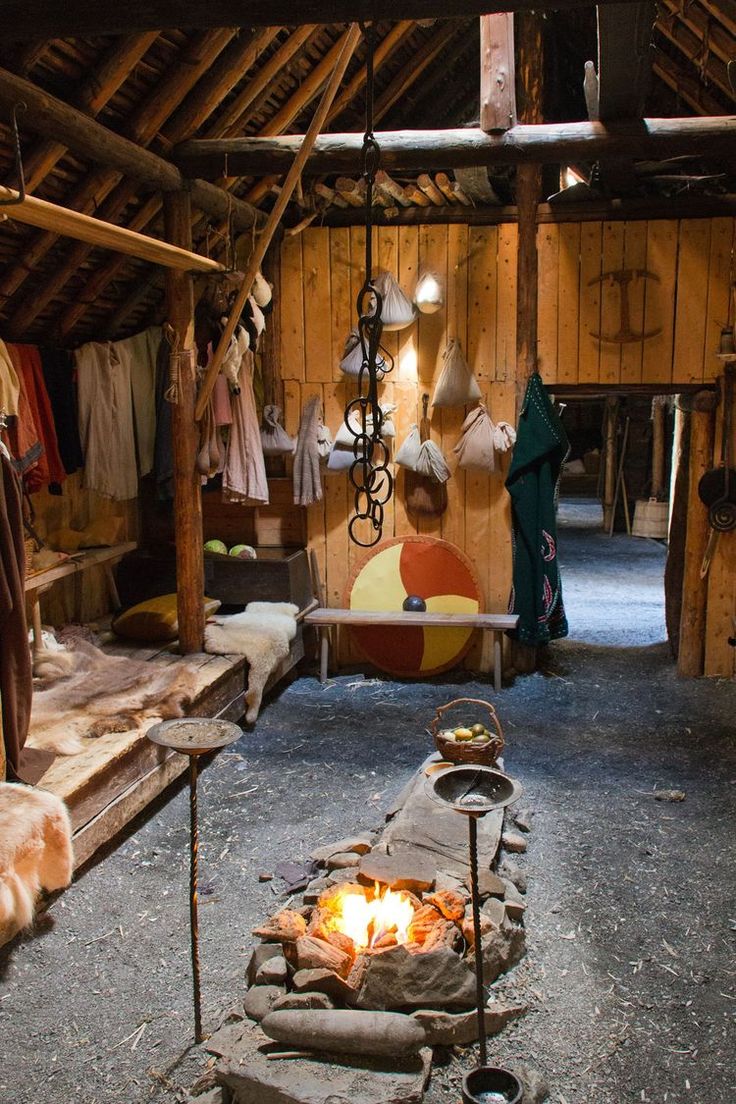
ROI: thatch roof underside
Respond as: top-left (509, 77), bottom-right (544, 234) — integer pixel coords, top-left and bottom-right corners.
top-left (0, 10), bottom-right (733, 345)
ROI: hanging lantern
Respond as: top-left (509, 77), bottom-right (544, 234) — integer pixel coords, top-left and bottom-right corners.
top-left (345, 23), bottom-right (394, 548)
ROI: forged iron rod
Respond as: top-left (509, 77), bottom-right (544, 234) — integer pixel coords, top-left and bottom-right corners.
top-left (189, 756), bottom-right (203, 1043)
top-left (468, 814), bottom-right (488, 1067)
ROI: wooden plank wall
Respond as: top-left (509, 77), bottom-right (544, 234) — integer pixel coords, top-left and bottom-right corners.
top-left (278, 218), bottom-right (736, 675)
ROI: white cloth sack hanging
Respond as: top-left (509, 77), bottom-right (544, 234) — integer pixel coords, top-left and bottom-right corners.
top-left (415, 439), bottom-right (451, 483)
top-left (370, 271), bottom-right (416, 331)
top-left (493, 420), bottom-right (517, 453)
top-left (328, 405), bottom-right (394, 472)
top-left (252, 271), bottom-right (273, 309)
top-left (339, 329), bottom-right (387, 378)
top-left (394, 425), bottom-right (422, 470)
top-left (260, 404), bottom-right (295, 456)
top-left (248, 296), bottom-right (266, 336)
top-left (453, 403), bottom-right (497, 473)
top-left (432, 339), bottom-right (482, 408)
top-left (414, 269), bottom-right (443, 314)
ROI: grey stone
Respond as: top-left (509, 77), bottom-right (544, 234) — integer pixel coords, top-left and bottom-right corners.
top-left (215, 1018), bottom-right (432, 1104)
top-left (310, 834), bottom-right (373, 863)
top-left (356, 944), bottom-right (476, 1011)
top-left (411, 1001), bottom-right (526, 1045)
top-left (206, 1020), bottom-right (249, 1058)
top-left (502, 879), bottom-right (526, 921)
top-left (188, 1090), bottom-right (228, 1104)
top-left (357, 850), bottom-right (435, 894)
top-left (256, 955), bottom-right (289, 986)
top-left (471, 869), bottom-right (506, 899)
top-left (435, 870), bottom-right (467, 896)
top-left (497, 858), bottom-right (527, 894)
top-left (480, 897), bottom-right (506, 928)
top-left (247, 944), bottom-right (283, 986)
top-left (509, 1062), bottom-right (550, 1103)
top-left (243, 985), bottom-right (284, 1023)
top-left (261, 1009), bottom-right (427, 1057)
top-left (291, 968), bottom-right (358, 1004)
top-left (326, 851), bottom-right (361, 870)
top-left (382, 767), bottom-right (503, 880)
top-left (501, 830), bottom-right (527, 854)
top-left (303, 876), bottom-right (333, 905)
top-left (329, 867), bottom-right (362, 886)
top-left (481, 923), bottom-right (526, 984)
top-left (512, 807), bottom-right (533, 833)
top-left (271, 991), bottom-right (334, 1012)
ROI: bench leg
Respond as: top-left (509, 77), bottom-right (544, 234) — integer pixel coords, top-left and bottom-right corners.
top-left (493, 632), bottom-right (502, 693)
top-left (319, 627), bottom-right (330, 684)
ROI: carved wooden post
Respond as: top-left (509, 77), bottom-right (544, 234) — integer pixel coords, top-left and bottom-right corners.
top-left (163, 191), bottom-right (205, 654)
top-left (678, 396), bottom-right (716, 677)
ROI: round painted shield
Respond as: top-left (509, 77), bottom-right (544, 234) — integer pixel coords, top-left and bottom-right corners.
top-left (345, 536), bottom-right (483, 677)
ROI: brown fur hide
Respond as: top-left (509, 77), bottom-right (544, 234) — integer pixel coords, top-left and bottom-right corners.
top-left (28, 641), bottom-right (198, 756)
top-left (0, 782), bottom-right (73, 945)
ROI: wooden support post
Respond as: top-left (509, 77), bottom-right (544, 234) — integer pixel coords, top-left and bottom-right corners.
top-left (665, 400), bottom-right (689, 657)
top-left (163, 192), bottom-right (205, 655)
top-left (602, 396), bottom-right (620, 532)
top-left (651, 396), bottom-right (666, 497)
top-left (678, 399), bottom-right (716, 677)
top-left (480, 14), bottom-right (516, 133)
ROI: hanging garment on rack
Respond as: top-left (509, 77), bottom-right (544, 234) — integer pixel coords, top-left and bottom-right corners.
top-left (222, 349), bottom-right (269, 505)
top-left (293, 395), bottom-right (323, 507)
top-left (505, 372), bottom-right (569, 647)
top-left (76, 340), bottom-right (138, 501)
top-left (154, 337), bottom-right (174, 501)
top-left (0, 339), bottom-right (20, 419)
top-left (0, 451), bottom-right (54, 783)
top-left (3, 351), bottom-right (42, 478)
top-left (7, 344), bottom-right (66, 494)
top-left (39, 347), bottom-right (83, 476)
top-left (114, 326), bottom-right (162, 479)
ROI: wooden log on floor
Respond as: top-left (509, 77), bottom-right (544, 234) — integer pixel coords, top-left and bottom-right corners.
top-left (172, 117), bottom-right (736, 178)
top-left (678, 401), bottom-right (716, 677)
top-left (163, 192), bottom-right (205, 654)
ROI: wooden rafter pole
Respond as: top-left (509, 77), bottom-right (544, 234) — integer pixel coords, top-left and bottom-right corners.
top-left (0, 0), bottom-right (652, 39)
top-left (0, 186), bottom-right (224, 273)
top-left (173, 115), bottom-right (736, 177)
top-left (480, 14), bottom-right (516, 133)
top-left (194, 22), bottom-right (362, 422)
top-left (163, 192), bottom-right (205, 655)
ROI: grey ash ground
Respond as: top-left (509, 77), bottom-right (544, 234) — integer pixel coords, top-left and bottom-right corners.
top-left (1, 507), bottom-right (734, 1104)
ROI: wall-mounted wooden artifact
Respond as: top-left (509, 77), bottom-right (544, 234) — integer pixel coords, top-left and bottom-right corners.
top-left (588, 268), bottom-right (661, 344)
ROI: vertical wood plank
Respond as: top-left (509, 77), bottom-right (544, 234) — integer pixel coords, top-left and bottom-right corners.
top-left (598, 220), bottom-right (625, 384)
top-left (397, 226), bottom-right (419, 383)
top-left (279, 234), bottom-right (305, 381)
top-left (467, 226), bottom-right (497, 383)
top-left (642, 219), bottom-right (678, 384)
top-left (330, 227), bottom-right (353, 378)
top-left (556, 222), bottom-right (580, 384)
top-left (302, 228), bottom-right (333, 383)
top-left (416, 224), bottom-right (448, 538)
top-left (495, 223), bottom-right (517, 381)
top-left (703, 217), bottom-right (735, 384)
top-left (620, 221), bottom-right (648, 385)
top-left (441, 222), bottom-right (468, 549)
top-left (673, 219), bottom-right (712, 384)
top-left (536, 223), bottom-right (559, 382)
top-left (578, 221), bottom-right (603, 383)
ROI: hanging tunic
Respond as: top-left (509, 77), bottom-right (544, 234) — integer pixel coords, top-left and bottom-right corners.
top-left (222, 349), bottom-right (269, 505)
top-left (7, 344), bottom-right (67, 494)
top-left (40, 346), bottom-right (84, 476)
top-left (76, 340), bottom-right (138, 501)
top-left (114, 326), bottom-right (162, 479)
top-left (0, 339), bottom-right (20, 419)
top-left (505, 372), bottom-right (569, 647)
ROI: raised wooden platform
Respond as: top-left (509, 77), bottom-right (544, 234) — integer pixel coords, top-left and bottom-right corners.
top-left (35, 627), bottom-right (305, 871)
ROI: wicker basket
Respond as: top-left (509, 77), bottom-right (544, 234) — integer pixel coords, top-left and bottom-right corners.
top-left (428, 696), bottom-right (504, 766)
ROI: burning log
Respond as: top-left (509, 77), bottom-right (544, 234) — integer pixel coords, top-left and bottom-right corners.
top-left (325, 930), bottom-right (356, 959)
top-left (419, 919), bottom-right (461, 953)
top-left (253, 909), bottom-right (307, 943)
top-left (424, 888), bottom-right (466, 922)
top-left (296, 935), bottom-right (352, 978)
top-left (347, 953), bottom-right (369, 991)
top-left (407, 903), bottom-right (444, 944)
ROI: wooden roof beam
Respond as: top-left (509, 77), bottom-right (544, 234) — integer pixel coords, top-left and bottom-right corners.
top-left (0, 0), bottom-right (652, 40)
top-left (654, 13), bottom-right (733, 104)
top-left (174, 117), bottom-right (736, 177)
top-left (597, 3), bottom-right (655, 120)
top-left (652, 46), bottom-right (730, 116)
top-left (480, 14), bottom-right (516, 133)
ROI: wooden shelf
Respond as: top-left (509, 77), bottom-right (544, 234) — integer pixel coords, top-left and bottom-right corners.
top-left (24, 542), bottom-right (137, 593)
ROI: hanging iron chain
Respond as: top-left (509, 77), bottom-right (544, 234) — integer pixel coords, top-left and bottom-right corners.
top-left (346, 22), bottom-right (393, 548)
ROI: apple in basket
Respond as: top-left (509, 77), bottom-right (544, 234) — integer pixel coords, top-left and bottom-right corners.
top-left (442, 725), bottom-right (492, 746)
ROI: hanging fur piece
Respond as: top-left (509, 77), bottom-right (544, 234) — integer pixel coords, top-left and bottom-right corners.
top-left (261, 404), bottom-right (295, 456)
top-left (369, 270), bottom-right (416, 331)
top-left (453, 403), bottom-right (497, 472)
top-left (414, 269), bottom-right (444, 314)
top-left (432, 339), bottom-right (482, 408)
top-left (220, 326), bottom-right (249, 394)
top-left (339, 328), bottom-right (387, 378)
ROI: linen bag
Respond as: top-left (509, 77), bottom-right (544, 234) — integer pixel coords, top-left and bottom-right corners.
top-left (370, 270), bottom-right (416, 331)
top-left (432, 339), bottom-right (482, 408)
top-left (260, 404), bottom-right (295, 456)
top-left (493, 420), bottom-right (517, 453)
top-left (327, 405), bottom-right (394, 472)
top-left (339, 329), bottom-right (387, 378)
top-left (415, 439), bottom-right (451, 483)
top-left (453, 403), bottom-right (496, 473)
top-left (251, 271), bottom-right (273, 309)
top-left (394, 425), bottom-right (422, 470)
top-left (414, 269), bottom-right (443, 314)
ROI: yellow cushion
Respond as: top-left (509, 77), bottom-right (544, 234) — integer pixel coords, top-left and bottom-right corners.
top-left (112, 594), bottom-right (221, 643)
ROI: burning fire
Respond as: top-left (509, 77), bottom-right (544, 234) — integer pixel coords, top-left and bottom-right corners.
top-left (323, 884), bottom-right (416, 951)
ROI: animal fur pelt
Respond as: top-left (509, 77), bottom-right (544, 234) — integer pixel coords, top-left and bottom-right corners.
top-left (0, 782), bottom-right (73, 946)
top-left (204, 601), bottom-right (298, 723)
top-left (28, 640), bottom-right (199, 756)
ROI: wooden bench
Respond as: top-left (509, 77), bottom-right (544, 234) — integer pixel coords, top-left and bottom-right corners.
top-left (304, 608), bottom-right (519, 692)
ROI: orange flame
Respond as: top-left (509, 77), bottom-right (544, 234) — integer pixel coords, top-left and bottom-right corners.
top-left (323, 884), bottom-right (416, 950)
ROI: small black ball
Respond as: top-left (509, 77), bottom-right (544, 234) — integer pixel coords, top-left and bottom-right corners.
top-left (403, 594), bottom-right (427, 613)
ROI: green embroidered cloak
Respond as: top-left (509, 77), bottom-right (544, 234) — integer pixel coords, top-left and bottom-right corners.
top-left (505, 373), bottom-right (569, 646)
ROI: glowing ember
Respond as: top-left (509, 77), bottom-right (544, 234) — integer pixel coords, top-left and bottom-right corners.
top-left (323, 884), bottom-right (416, 951)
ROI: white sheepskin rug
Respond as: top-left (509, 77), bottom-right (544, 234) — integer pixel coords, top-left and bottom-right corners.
top-left (204, 601), bottom-right (299, 723)
top-left (29, 640), bottom-right (199, 756)
top-left (0, 783), bottom-right (73, 946)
